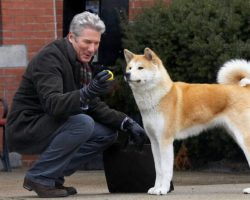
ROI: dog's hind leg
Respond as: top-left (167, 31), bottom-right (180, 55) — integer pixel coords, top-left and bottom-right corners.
top-left (237, 135), bottom-right (250, 194)
top-left (237, 136), bottom-right (250, 194)
top-left (225, 116), bottom-right (250, 194)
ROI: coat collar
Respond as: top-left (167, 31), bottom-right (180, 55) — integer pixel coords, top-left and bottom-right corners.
top-left (64, 37), bottom-right (81, 67)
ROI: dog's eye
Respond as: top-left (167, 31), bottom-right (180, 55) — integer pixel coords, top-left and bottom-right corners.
top-left (138, 67), bottom-right (144, 70)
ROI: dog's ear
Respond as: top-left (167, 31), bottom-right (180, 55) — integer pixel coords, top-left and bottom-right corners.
top-left (144, 48), bottom-right (156, 61)
top-left (124, 49), bottom-right (134, 64)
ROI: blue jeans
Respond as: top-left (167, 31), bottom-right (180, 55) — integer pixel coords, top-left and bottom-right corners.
top-left (25, 114), bottom-right (117, 186)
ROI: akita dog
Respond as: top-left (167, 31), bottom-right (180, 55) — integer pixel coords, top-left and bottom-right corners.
top-left (124, 47), bottom-right (250, 195)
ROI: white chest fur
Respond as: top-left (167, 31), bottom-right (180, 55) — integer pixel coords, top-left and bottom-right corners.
top-left (132, 88), bottom-right (166, 139)
top-left (132, 84), bottom-right (166, 111)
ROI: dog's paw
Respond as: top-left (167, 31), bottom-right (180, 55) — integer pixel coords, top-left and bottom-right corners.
top-left (243, 188), bottom-right (250, 194)
top-left (148, 187), bottom-right (157, 194)
top-left (147, 186), bottom-right (169, 195)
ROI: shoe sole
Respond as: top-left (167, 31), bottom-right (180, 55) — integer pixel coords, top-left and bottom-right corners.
top-left (23, 184), bottom-right (32, 191)
top-left (23, 184), bottom-right (69, 198)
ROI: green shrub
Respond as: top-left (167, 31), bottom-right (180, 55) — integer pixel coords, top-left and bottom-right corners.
top-left (110, 0), bottom-right (250, 112)
top-left (107, 0), bottom-right (250, 164)
top-left (122, 0), bottom-right (250, 83)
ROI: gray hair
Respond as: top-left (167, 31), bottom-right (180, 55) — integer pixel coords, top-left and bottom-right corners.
top-left (69, 11), bottom-right (106, 37)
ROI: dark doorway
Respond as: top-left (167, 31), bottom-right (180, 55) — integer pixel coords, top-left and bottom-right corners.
top-left (63, 0), bottom-right (128, 66)
top-left (98, 0), bottom-right (128, 66)
top-left (63, 1), bottom-right (85, 37)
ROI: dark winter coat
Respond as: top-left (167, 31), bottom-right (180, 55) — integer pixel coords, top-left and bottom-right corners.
top-left (6, 38), bottom-right (126, 154)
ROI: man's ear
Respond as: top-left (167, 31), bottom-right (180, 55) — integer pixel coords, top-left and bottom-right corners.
top-left (68, 32), bottom-right (75, 43)
top-left (124, 49), bottom-right (135, 64)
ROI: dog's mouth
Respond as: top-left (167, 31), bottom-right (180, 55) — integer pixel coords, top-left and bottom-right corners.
top-left (128, 79), bottom-right (141, 83)
top-left (124, 76), bottom-right (141, 83)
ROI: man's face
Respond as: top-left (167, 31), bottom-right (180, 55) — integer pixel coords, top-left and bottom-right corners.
top-left (68, 28), bottom-right (101, 63)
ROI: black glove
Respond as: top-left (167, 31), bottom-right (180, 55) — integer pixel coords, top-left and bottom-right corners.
top-left (123, 117), bottom-right (146, 149)
top-left (80, 70), bottom-right (113, 101)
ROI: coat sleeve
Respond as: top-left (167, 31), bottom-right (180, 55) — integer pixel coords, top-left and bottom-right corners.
top-left (31, 50), bottom-right (82, 118)
top-left (87, 98), bottom-right (127, 130)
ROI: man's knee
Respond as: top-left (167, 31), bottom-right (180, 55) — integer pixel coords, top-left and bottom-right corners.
top-left (64, 114), bottom-right (95, 139)
top-left (70, 114), bottom-right (94, 127)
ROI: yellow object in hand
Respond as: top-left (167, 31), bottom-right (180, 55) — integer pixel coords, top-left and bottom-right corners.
top-left (105, 70), bottom-right (114, 80)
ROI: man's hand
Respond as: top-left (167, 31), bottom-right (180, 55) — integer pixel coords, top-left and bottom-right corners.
top-left (80, 70), bottom-right (113, 101)
top-left (123, 117), bottom-right (146, 148)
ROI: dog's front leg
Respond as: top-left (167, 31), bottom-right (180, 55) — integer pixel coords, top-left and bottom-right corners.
top-left (147, 138), bottom-right (162, 194)
top-left (149, 140), bottom-right (174, 195)
top-left (159, 141), bottom-right (174, 194)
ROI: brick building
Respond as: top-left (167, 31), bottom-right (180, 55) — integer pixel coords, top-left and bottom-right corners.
top-left (0, 0), bottom-right (169, 167)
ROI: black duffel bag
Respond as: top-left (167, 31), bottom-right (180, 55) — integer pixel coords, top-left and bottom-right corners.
top-left (103, 141), bottom-right (174, 193)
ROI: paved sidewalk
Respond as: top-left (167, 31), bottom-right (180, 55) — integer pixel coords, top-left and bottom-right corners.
top-left (1, 168), bottom-right (250, 200)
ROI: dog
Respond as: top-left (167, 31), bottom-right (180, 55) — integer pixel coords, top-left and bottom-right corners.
top-left (124, 47), bottom-right (250, 195)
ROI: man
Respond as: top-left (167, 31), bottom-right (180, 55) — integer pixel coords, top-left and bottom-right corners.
top-left (6, 11), bottom-right (145, 198)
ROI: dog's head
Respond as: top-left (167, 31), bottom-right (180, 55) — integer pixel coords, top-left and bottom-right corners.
top-left (123, 48), bottom-right (163, 89)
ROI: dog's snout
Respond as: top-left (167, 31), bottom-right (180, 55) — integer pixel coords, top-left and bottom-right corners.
top-left (125, 72), bottom-right (131, 80)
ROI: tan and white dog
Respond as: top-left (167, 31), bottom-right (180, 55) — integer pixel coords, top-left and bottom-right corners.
top-left (124, 47), bottom-right (250, 195)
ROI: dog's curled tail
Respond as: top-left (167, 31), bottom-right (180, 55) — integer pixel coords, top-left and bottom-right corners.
top-left (217, 59), bottom-right (250, 87)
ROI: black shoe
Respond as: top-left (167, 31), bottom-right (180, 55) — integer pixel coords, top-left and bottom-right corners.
top-left (23, 177), bottom-right (69, 198)
top-left (55, 184), bottom-right (77, 195)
